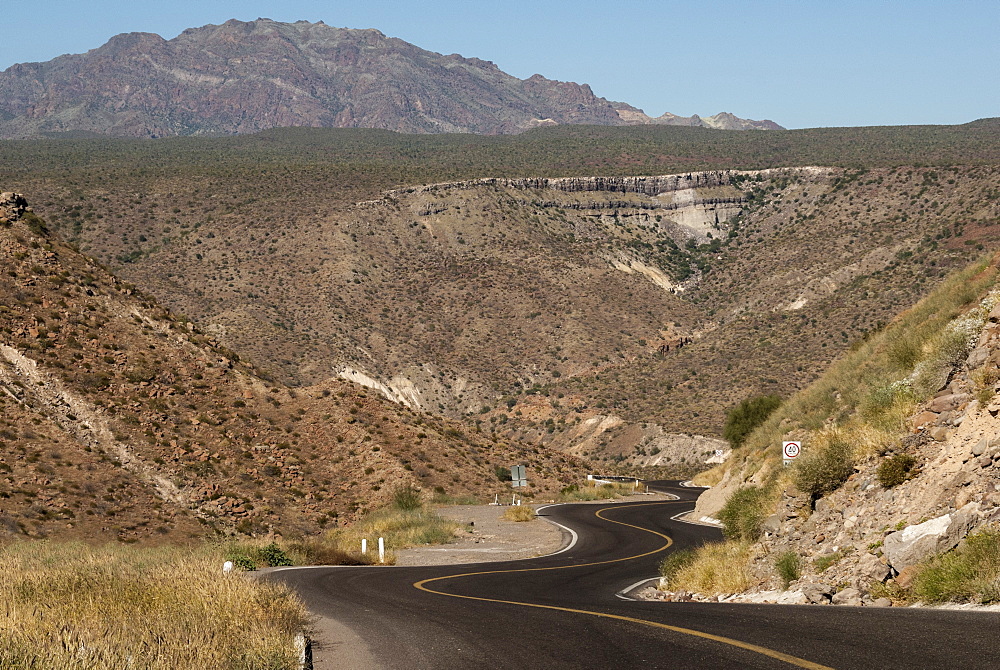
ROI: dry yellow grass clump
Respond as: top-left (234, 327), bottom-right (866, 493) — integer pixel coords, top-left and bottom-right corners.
top-left (669, 541), bottom-right (754, 595)
top-left (502, 505), bottom-right (537, 522)
top-left (0, 541), bottom-right (308, 670)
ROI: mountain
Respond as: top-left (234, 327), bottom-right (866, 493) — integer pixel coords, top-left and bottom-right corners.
top-left (613, 106), bottom-right (784, 131)
top-left (0, 192), bottom-right (586, 543)
top-left (0, 18), bottom-right (781, 138)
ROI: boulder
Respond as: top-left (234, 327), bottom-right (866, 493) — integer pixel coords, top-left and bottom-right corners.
top-left (929, 426), bottom-right (949, 442)
top-left (927, 393), bottom-right (969, 413)
top-left (912, 411), bottom-right (940, 428)
top-left (972, 438), bottom-right (990, 456)
top-left (832, 587), bottom-right (862, 606)
top-left (966, 347), bottom-right (990, 369)
top-left (989, 303), bottom-right (1000, 323)
top-left (882, 503), bottom-right (981, 571)
top-left (871, 597), bottom-right (893, 608)
top-left (798, 581), bottom-right (832, 604)
top-left (762, 514), bottom-right (782, 534)
top-left (857, 552), bottom-right (890, 583)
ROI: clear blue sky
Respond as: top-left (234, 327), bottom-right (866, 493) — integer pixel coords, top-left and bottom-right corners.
top-left (3, 0), bottom-right (997, 129)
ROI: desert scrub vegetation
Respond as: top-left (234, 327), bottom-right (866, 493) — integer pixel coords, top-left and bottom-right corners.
top-left (223, 487), bottom-right (465, 568)
top-left (732, 255), bottom-right (999, 495)
top-left (910, 528), bottom-right (1000, 604)
top-left (658, 548), bottom-right (696, 588)
top-left (876, 453), bottom-right (920, 488)
top-left (716, 484), bottom-right (777, 542)
top-left (774, 551), bottom-right (801, 589)
top-left (665, 541), bottom-right (754, 594)
top-left (678, 256), bottom-right (1000, 596)
top-left (310, 487), bottom-right (463, 564)
top-left (722, 394), bottom-right (782, 449)
top-left (0, 540), bottom-right (307, 670)
top-left (502, 505), bottom-right (537, 522)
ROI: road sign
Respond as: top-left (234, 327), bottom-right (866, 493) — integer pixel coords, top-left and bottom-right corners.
top-left (782, 441), bottom-right (801, 466)
top-left (510, 464), bottom-right (527, 487)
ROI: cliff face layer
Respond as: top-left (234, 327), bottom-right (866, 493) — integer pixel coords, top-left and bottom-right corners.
top-left (0, 18), bottom-right (780, 138)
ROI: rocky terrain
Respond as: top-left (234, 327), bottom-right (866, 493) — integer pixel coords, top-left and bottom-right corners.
top-left (680, 259), bottom-right (1000, 607)
top-left (0, 192), bottom-right (587, 543)
top-left (0, 18), bottom-right (780, 139)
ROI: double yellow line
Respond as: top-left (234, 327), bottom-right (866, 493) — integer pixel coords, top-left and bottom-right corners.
top-left (414, 501), bottom-right (833, 670)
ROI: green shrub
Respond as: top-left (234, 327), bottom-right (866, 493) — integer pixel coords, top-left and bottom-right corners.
top-left (658, 549), bottom-right (696, 586)
top-left (876, 453), bottom-right (919, 488)
top-left (774, 551), bottom-right (801, 589)
top-left (911, 529), bottom-right (1000, 604)
top-left (717, 485), bottom-right (770, 541)
top-left (227, 552), bottom-right (257, 571)
top-left (722, 395), bottom-right (782, 449)
top-left (257, 542), bottom-right (293, 567)
top-left (792, 435), bottom-right (855, 500)
top-left (392, 485), bottom-right (423, 511)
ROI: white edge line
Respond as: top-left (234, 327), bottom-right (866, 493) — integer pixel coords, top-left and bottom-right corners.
top-left (616, 577), bottom-right (661, 601)
top-left (534, 503), bottom-right (579, 556)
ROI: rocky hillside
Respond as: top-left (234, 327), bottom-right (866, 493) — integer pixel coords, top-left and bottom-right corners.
top-left (8, 157), bottom-right (999, 472)
top-left (0, 193), bottom-right (586, 543)
top-left (0, 18), bottom-right (780, 138)
top-left (682, 256), bottom-right (1000, 606)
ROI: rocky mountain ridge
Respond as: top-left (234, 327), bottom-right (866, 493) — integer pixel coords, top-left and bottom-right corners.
top-left (0, 18), bottom-right (781, 138)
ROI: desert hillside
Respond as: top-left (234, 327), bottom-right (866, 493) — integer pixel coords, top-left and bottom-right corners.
top-left (0, 193), bottom-right (585, 543)
top-left (676, 254), bottom-right (1000, 606)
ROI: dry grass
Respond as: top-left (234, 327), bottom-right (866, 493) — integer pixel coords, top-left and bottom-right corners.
top-left (732, 256), bottom-right (999, 483)
top-left (311, 506), bottom-right (464, 565)
top-left (502, 505), bottom-right (537, 522)
top-left (557, 480), bottom-right (639, 502)
top-left (0, 540), bottom-right (307, 670)
top-left (690, 465), bottom-right (725, 488)
top-left (669, 541), bottom-right (754, 595)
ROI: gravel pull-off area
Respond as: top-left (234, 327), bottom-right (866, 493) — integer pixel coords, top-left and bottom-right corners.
top-left (393, 504), bottom-right (568, 566)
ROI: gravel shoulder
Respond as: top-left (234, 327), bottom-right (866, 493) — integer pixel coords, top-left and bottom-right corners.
top-left (395, 494), bottom-right (674, 566)
top-left (393, 504), bottom-right (567, 566)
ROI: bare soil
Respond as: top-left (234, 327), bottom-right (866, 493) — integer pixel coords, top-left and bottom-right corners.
top-left (393, 504), bottom-right (567, 566)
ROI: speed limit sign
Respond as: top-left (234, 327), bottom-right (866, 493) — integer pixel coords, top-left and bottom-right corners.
top-left (782, 441), bottom-right (801, 465)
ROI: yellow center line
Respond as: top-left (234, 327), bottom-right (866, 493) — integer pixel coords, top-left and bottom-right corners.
top-left (413, 501), bottom-right (834, 670)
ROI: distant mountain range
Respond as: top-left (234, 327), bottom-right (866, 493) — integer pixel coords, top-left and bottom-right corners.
top-left (0, 18), bottom-right (783, 138)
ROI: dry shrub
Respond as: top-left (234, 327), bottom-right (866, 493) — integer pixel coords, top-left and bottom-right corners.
top-left (670, 541), bottom-right (754, 595)
top-left (557, 480), bottom-right (637, 502)
top-left (0, 540), bottom-right (307, 670)
top-left (691, 464), bottom-right (725, 488)
top-left (502, 505), bottom-right (536, 522)
top-left (791, 427), bottom-right (856, 499)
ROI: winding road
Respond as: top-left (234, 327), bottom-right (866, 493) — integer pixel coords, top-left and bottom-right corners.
top-left (266, 481), bottom-right (1000, 669)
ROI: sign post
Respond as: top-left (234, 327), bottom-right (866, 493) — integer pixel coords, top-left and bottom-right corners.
top-left (782, 441), bottom-right (801, 467)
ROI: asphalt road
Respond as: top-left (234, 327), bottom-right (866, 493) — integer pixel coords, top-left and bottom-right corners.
top-left (267, 481), bottom-right (1000, 669)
